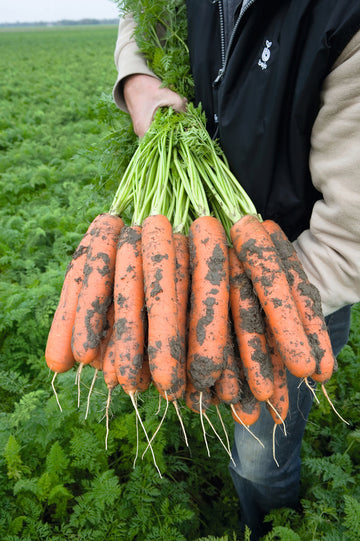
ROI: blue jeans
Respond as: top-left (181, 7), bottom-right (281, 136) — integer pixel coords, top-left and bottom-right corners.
top-left (229, 305), bottom-right (352, 540)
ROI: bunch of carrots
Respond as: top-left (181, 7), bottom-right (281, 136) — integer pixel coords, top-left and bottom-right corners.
top-left (45, 105), bottom-right (341, 470)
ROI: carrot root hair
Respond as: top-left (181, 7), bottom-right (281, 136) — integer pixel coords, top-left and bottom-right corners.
top-left (128, 391), bottom-right (162, 478)
top-left (266, 399), bottom-right (287, 436)
top-left (321, 383), bottom-right (350, 425)
top-left (51, 372), bottom-right (63, 413)
top-left (215, 404), bottom-right (232, 459)
top-left (173, 400), bottom-right (189, 448)
top-left (272, 424), bottom-right (280, 468)
top-left (76, 362), bottom-right (84, 409)
top-left (199, 392), bottom-right (210, 457)
top-left (203, 411), bottom-right (236, 467)
top-left (230, 404), bottom-right (264, 449)
top-left (142, 391), bottom-right (170, 459)
top-left (85, 368), bottom-right (99, 420)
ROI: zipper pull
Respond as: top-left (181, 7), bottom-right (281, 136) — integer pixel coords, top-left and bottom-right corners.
top-left (213, 67), bottom-right (224, 86)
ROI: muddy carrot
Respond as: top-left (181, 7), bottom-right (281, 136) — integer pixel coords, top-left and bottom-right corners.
top-left (229, 246), bottom-right (274, 401)
top-left (187, 216), bottom-right (229, 391)
top-left (265, 320), bottom-right (289, 425)
top-left (142, 214), bottom-right (185, 400)
top-left (71, 213), bottom-right (123, 366)
top-left (185, 380), bottom-right (212, 414)
top-left (230, 378), bottom-right (261, 427)
top-left (89, 302), bottom-right (115, 372)
top-left (262, 219), bottom-right (335, 384)
top-left (230, 215), bottom-right (316, 379)
top-left (214, 323), bottom-right (242, 404)
top-left (45, 214), bottom-right (106, 374)
top-left (112, 225), bottom-right (148, 395)
top-left (174, 232), bottom-right (190, 360)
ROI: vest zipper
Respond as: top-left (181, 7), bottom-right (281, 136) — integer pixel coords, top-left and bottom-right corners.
top-left (213, 0), bottom-right (256, 85)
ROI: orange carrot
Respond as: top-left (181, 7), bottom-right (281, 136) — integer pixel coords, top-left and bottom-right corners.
top-left (265, 320), bottom-right (289, 424)
top-left (90, 302), bottom-right (115, 372)
top-left (113, 225), bottom-right (147, 394)
top-left (187, 216), bottom-right (229, 391)
top-left (136, 353), bottom-right (152, 393)
top-left (262, 219), bottom-right (335, 384)
top-left (185, 380), bottom-right (212, 414)
top-left (231, 379), bottom-right (261, 427)
top-left (229, 247), bottom-right (274, 401)
top-left (102, 329), bottom-right (118, 394)
top-left (214, 323), bottom-right (242, 404)
top-left (230, 215), bottom-right (316, 379)
top-left (71, 213), bottom-right (123, 366)
top-left (45, 214), bottom-right (106, 374)
top-left (141, 214), bottom-right (185, 400)
top-left (174, 232), bottom-right (190, 360)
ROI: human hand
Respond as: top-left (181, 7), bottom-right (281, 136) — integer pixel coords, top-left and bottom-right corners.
top-left (123, 74), bottom-right (187, 137)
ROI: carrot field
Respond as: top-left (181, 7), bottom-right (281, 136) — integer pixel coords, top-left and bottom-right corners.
top-left (1, 24), bottom-right (360, 541)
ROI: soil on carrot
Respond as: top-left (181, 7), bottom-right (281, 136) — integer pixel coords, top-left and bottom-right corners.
top-left (205, 243), bottom-right (227, 286)
top-left (149, 268), bottom-right (164, 298)
top-left (84, 296), bottom-right (113, 350)
top-left (269, 232), bottom-right (324, 320)
top-left (247, 335), bottom-right (273, 381)
top-left (187, 387), bottom-right (212, 413)
top-left (239, 384), bottom-right (259, 415)
top-left (238, 238), bottom-right (280, 293)
top-left (196, 297), bottom-right (216, 345)
top-left (72, 244), bottom-right (88, 261)
top-left (189, 353), bottom-right (224, 390)
top-left (148, 335), bottom-right (185, 393)
top-left (117, 226), bottom-right (141, 250)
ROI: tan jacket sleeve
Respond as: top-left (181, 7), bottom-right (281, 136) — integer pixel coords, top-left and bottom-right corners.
top-left (293, 29), bottom-right (360, 316)
top-left (113, 13), bottom-right (159, 112)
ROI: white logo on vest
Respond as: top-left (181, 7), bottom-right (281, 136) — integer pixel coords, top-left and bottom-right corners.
top-left (258, 40), bottom-right (272, 70)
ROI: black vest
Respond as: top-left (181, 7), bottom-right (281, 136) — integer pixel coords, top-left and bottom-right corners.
top-left (186, 0), bottom-right (360, 240)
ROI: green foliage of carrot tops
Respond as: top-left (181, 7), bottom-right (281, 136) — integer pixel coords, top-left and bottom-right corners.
top-left (114, 0), bottom-right (193, 100)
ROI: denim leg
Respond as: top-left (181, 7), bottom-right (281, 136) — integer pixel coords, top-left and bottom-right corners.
top-left (229, 304), bottom-right (352, 540)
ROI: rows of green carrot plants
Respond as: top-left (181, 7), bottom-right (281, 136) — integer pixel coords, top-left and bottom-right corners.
top-left (0, 24), bottom-right (360, 540)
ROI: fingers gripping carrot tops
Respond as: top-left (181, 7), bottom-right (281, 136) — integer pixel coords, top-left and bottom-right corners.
top-left (71, 213), bottom-right (124, 366)
top-left (113, 225), bottom-right (147, 395)
top-left (230, 215), bottom-right (316, 379)
top-left (45, 213), bottom-right (106, 374)
top-left (187, 216), bottom-right (230, 391)
top-left (141, 214), bottom-right (185, 400)
top-left (229, 247), bottom-right (274, 402)
top-left (262, 219), bottom-right (335, 384)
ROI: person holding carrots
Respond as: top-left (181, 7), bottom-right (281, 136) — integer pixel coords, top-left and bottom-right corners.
top-left (112, 2), bottom-right (360, 539)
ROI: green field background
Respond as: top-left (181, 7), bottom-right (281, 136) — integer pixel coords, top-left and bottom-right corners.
top-left (1, 26), bottom-right (360, 540)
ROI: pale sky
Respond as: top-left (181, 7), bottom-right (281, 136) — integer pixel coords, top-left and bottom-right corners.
top-left (0, 0), bottom-right (120, 24)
